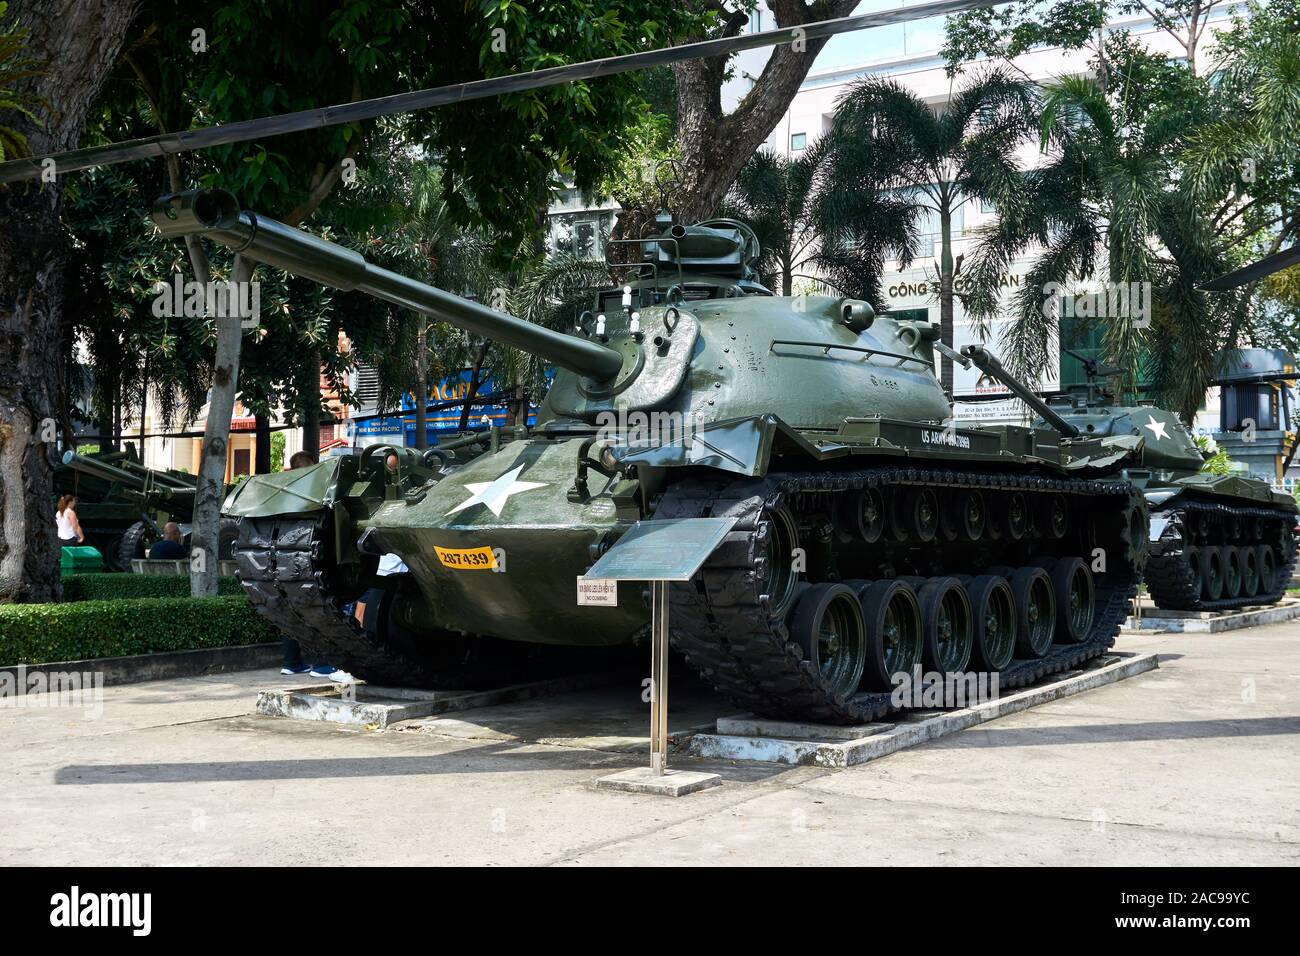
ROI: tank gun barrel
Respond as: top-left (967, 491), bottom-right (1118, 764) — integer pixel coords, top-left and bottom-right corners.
top-left (150, 190), bottom-right (625, 382)
top-left (960, 345), bottom-right (1080, 438)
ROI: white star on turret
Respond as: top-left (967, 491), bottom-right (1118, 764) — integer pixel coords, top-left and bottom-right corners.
top-left (1143, 415), bottom-right (1169, 440)
top-left (446, 464), bottom-right (546, 517)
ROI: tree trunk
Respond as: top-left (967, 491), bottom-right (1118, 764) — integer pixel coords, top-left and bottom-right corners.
top-left (301, 348), bottom-right (321, 457)
top-left (0, 0), bottom-right (138, 603)
top-left (138, 352), bottom-right (148, 465)
top-left (191, 255), bottom-right (253, 597)
top-left (254, 411), bottom-right (271, 474)
top-left (938, 202), bottom-right (955, 397)
top-left (414, 323), bottom-right (428, 450)
top-left (669, 0), bottom-right (858, 224)
top-left (458, 342), bottom-right (489, 432)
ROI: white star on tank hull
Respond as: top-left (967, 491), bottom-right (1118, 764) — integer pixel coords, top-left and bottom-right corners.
top-left (445, 464), bottom-right (547, 517)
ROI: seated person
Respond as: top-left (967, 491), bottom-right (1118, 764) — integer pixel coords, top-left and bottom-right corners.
top-left (148, 522), bottom-right (187, 559)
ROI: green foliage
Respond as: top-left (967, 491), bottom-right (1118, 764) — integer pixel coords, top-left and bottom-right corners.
top-left (1195, 435), bottom-right (1232, 475)
top-left (63, 164), bottom-right (212, 435)
top-left (943, 0), bottom-right (1108, 72)
top-left (947, 0), bottom-right (1300, 420)
top-left (826, 69), bottom-right (1040, 372)
top-left (61, 574), bottom-right (240, 601)
top-left (0, 0), bottom-right (41, 161)
top-left (0, 596), bottom-right (275, 665)
top-left (724, 139), bottom-right (911, 302)
top-left (597, 109), bottom-right (679, 215)
top-left (269, 431), bottom-right (286, 471)
top-left (411, 1), bottom-right (713, 248)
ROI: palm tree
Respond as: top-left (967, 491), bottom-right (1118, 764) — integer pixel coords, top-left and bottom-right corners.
top-left (967, 23), bottom-right (1300, 422)
top-left (724, 137), bottom-right (913, 304)
top-left (827, 68), bottom-right (1040, 393)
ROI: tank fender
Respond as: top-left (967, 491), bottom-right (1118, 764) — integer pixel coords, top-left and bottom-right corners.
top-left (222, 457), bottom-right (347, 517)
top-left (615, 414), bottom-right (822, 477)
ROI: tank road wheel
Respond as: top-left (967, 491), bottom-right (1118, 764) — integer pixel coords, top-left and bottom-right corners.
top-left (789, 584), bottom-right (867, 699)
top-left (917, 577), bottom-right (973, 673)
top-left (942, 489), bottom-right (985, 542)
top-left (1008, 567), bottom-right (1056, 659)
top-left (857, 580), bottom-right (923, 691)
top-left (1003, 492), bottom-right (1029, 541)
top-left (900, 488), bottom-right (939, 543)
top-left (1182, 546), bottom-right (1205, 600)
top-left (1240, 546), bottom-right (1260, 600)
top-left (1038, 494), bottom-right (1068, 540)
top-left (1221, 546), bottom-right (1243, 598)
top-left (854, 488), bottom-right (886, 544)
top-left (965, 575), bottom-right (1016, 671)
top-left (1256, 545), bottom-right (1277, 595)
top-left (757, 505), bottom-right (801, 619)
top-left (1044, 558), bottom-right (1096, 643)
top-left (1199, 547), bottom-right (1225, 601)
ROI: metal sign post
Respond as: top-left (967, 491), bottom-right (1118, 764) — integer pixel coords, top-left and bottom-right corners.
top-left (585, 517), bottom-right (736, 795)
top-left (650, 580), bottom-right (670, 774)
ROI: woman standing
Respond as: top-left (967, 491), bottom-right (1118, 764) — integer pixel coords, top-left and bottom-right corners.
top-left (56, 495), bottom-right (84, 546)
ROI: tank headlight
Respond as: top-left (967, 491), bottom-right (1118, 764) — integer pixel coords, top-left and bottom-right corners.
top-left (385, 453), bottom-right (399, 472)
top-left (599, 445), bottom-right (618, 471)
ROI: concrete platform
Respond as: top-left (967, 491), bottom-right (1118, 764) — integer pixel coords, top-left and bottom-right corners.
top-left (1126, 596), bottom-right (1300, 633)
top-left (256, 673), bottom-right (617, 730)
top-left (688, 652), bottom-right (1159, 768)
top-left (595, 767), bottom-right (721, 797)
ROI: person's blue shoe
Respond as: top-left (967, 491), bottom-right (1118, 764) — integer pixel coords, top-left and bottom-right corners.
top-left (309, 664), bottom-right (337, 679)
top-left (280, 663), bottom-right (311, 676)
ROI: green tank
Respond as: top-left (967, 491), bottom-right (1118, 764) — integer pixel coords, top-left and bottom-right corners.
top-left (153, 188), bottom-right (1153, 723)
top-left (1039, 351), bottom-right (1298, 611)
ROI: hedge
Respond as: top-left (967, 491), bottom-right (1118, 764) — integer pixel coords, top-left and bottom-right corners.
top-left (60, 574), bottom-right (241, 602)
top-left (0, 596), bottom-right (277, 665)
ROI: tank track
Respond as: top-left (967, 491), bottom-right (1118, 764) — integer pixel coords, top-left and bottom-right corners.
top-left (234, 516), bottom-right (445, 686)
top-left (1144, 498), bottom-right (1298, 611)
top-left (655, 467), bottom-right (1145, 724)
top-left (233, 515), bottom-right (622, 688)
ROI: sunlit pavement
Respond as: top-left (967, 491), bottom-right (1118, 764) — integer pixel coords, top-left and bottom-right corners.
top-left (2, 622), bottom-right (1297, 866)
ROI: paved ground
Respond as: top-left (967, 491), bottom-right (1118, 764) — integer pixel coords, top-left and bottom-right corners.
top-left (2, 622), bottom-right (1298, 866)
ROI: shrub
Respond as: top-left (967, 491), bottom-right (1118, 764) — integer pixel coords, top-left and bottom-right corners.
top-left (0, 596), bottom-right (276, 665)
top-left (61, 574), bottom-right (241, 602)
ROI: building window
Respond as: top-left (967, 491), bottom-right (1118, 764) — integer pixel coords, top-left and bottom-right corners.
top-left (574, 220), bottom-right (597, 258)
top-left (748, 10), bottom-right (762, 33)
top-left (790, 132), bottom-right (807, 151)
top-left (890, 307), bottom-right (931, 324)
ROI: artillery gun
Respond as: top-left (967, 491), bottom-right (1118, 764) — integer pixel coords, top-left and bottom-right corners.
top-left (54, 449), bottom-right (233, 570)
top-left (156, 188), bottom-right (1151, 723)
